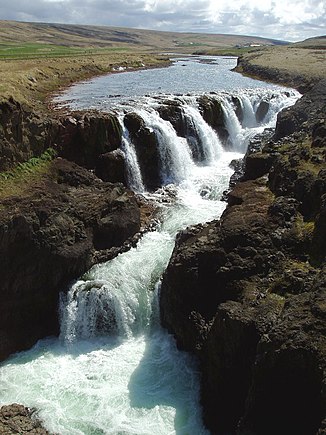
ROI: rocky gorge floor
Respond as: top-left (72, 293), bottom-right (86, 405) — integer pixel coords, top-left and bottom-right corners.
top-left (0, 45), bottom-right (325, 434)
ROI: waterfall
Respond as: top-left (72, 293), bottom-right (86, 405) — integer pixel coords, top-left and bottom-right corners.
top-left (112, 89), bottom-right (300, 189)
top-left (239, 94), bottom-right (257, 128)
top-left (136, 108), bottom-right (194, 185)
top-left (220, 97), bottom-right (246, 152)
top-left (60, 230), bottom-right (175, 342)
top-left (118, 116), bottom-right (145, 192)
top-left (1, 79), bottom-right (300, 435)
top-left (181, 103), bottom-right (223, 163)
top-left (218, 89), bottom-right (299, 152)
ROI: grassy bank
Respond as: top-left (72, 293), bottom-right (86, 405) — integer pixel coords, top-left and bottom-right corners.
top-left (235, 44), bottom-right (326, 89)
top-left (0, 49), bottom-right (169, 112)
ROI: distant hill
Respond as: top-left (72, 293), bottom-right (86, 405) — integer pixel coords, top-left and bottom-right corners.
top-left (294, 35), bottom-right (326, 48)
top-left (0, 20), bottom-right (288, 52)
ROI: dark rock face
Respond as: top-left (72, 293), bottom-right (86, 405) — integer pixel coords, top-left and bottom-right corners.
top-left (0, 98), bottom-right (57, 172)
top-left (57, 112), bottom-right (122, 170)
top-left (157, 101), bottom-right (185, 137)
top-left (240, 274), bottom-right (326, 435)
top-left (0, 404), bottom-right (51, 434)
top-left (160, 80), bottom-right (326, 434)
top-left (0, 99), bottom-right (125, 186)
top-left (255, 99), bottom-right (269, 123)
top-left (0, 158), bottom-right (141, 362)
top-left (274, 79), bottom-right (326, 141)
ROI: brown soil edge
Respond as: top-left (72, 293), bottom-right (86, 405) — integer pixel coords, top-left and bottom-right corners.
top-left (234, 48), bottom-right (325, 92)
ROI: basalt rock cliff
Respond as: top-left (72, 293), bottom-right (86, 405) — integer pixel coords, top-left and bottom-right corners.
top-left (160, 80), bottom-right (326, 434)
top-left (0, 99), bottom-right (123, 177)
top-left (0, 158), bottom-right (143, 362)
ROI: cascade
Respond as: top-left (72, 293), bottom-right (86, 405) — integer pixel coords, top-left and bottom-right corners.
top-left (181, 103), bottom-right (223, 163)
top-left (135, 108), bottom-right (194, 185)
top-left (118, 115), bottom-right (145, 192)
top-left (0, 56), bottom-right (301, 435)
top-left (116, 89), bottom-right (299, 190)
top-left (60, 230), bottom-right (175, 342)
top-left (239, 94), bottom-right (257, 128)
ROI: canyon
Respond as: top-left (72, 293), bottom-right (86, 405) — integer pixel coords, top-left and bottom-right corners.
top-left (0, 49), bottom-right (325, 434)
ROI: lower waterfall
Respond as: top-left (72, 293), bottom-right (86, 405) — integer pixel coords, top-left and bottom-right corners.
top-left (0, 86), bottom-right (300, 434)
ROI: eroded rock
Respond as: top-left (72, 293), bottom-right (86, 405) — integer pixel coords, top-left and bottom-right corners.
top-left (0, 158), bottom-right (141, 362)
top-left (0, 404), bottom-right (51, 434)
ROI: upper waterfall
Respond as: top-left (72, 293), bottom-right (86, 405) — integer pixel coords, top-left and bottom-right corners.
top-left (115, 89), bottom-right (299, 191)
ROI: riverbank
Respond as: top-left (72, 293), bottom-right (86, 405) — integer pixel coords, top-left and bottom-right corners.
top-left (0, 52), bottom-right (169, 112)
top-left (235, 44), bottom-right (326, 92)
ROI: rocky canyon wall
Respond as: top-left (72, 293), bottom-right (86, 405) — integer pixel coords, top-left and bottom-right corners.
top-left (160, 80), bottom-right (326, 435)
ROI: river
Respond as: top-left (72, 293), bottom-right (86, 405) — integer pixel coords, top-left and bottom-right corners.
top-left (0, 56), bottom-right (300, 434)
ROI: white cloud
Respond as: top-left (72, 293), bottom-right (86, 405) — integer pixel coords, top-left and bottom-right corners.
top-left (0, 0), bottom-right (325, 41)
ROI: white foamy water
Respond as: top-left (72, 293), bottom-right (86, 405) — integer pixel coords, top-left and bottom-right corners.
top-left (118, 114), bottom-right (145, 193)
top-left (0, 56), bottom-right (301, 435)
top-left (0, 151), bottom-right (240, 435)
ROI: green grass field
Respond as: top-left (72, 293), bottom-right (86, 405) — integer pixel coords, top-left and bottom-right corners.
top-left (0, 42), bottom-right (129, 59)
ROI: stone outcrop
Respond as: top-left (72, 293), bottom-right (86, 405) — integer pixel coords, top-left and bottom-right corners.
top-left (0, 98), bottom-right (56, 172)
top-left (160, 79), bottom-right (326, 434)
top-left (157, 100), bottom-right (185, 137)
top-left (198, 94), bottom-right (229, 144)
top-left (0, 404), bottom-right (51, 434)
top-left (56, 112), bottom-right (122, 169)
top-left (95, 148), bottom-right (126, 184)
top-left (0, 158), bottom-right (142, 362)
top-left (0, 100), bottom-right (125, 185)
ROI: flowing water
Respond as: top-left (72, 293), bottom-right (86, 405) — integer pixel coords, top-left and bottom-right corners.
top-left (0, 56), bottom-right (300, 434)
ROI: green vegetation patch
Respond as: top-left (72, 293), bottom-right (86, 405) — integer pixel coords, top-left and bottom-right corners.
top-left (0, 42), bottom-right (129, 60)
top-left (0, 148), bottom-right (57, 199)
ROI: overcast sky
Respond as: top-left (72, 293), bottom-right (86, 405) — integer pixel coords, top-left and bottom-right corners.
top-left (0, 0), bottom-right (325, 42)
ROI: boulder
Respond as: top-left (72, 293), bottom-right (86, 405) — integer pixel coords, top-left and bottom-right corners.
top-left (57, 112), bottom-right (122, 169)
top-left (157, 101), bottom-right (185, 137)
top-left (95, 149), bottom-right (126, 184)
top-left (255, 100), bottom-right (270, 123)
top-left (197, 95), bottom-right (228, 144)
top-left (0, 404), bottom-right (51, 434)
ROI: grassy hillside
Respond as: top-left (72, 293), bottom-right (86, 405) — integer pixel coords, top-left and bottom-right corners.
top-left (0, 20), bottom-right (287, 55)
top-left (293, 36), bottom-right (326, 48)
